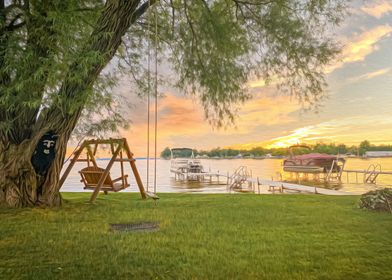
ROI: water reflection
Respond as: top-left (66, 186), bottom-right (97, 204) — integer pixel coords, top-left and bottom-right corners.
top-left (60, 158), bottom-right (392, 194)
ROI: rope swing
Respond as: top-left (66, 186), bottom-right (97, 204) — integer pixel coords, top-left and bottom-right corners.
top-left (146, 1), bottom-right (159, 195)
top-left (153, 3), bottom-right (158, 195)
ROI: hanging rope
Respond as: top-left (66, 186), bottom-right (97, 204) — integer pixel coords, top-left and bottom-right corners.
top-left (153, 2), bottom-right (158, 194)
top-left (146, 0), bottom-right (159, 195)
top-left (146, 0), bottom-right (151, 192)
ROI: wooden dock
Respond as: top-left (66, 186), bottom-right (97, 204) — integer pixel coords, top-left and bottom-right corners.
top-left (342, 163), bottom-right (392, 184)
top-left (247, 178), bottom-right (354, 195)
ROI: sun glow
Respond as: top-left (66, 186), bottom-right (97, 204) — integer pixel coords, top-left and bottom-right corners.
top-left (265, 127), bottom-right (316, 148)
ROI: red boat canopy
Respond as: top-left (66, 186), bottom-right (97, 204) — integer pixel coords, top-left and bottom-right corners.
top-left (292, 153), bottom-right (337, 160)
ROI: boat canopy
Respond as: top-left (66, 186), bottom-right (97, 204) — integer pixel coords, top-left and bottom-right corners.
top-left (292, 153), bottom-right (337, 160)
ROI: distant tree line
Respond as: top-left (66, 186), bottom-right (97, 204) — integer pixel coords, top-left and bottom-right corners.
top-left (160, 141), bottom-right (392, 159)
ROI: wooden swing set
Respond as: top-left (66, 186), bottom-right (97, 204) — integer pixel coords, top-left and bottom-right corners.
top-left (59, 138), bottom-right (148, 202)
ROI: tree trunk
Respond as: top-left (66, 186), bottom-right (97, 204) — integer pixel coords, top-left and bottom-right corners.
top-left (0, 113), bottom-right (79, 207)
top-left (0, 141), bottom-right (38, 207)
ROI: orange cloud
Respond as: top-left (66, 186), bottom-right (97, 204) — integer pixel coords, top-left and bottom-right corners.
top-left (121, 94), bottom-right (212, 155)
top-left (232, 115), bottom-right (392, 149)
top-left (361, 1), bottom-right (392, 18)
top-left (328, 25), bottom-right (392, 73)
top-left (347, 67), bottom-right (391, 83)
top-left (237, 94), bottom-right (299, 129)
top-left (120, 89), bottom-right (303, 154)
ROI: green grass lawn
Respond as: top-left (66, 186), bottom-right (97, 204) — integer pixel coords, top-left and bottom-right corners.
top-left (1, 193), bottom-right (392, 279)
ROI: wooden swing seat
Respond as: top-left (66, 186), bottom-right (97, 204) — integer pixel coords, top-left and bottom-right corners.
top-left (79, 166), bottom-right (129, 192)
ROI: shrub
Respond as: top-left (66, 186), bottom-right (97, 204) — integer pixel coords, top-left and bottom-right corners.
top-left (359, 188), bottom-right (392, 213)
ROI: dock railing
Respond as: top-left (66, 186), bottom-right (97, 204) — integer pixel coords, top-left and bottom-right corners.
top-left (342, 163), bottom-right (392, 184)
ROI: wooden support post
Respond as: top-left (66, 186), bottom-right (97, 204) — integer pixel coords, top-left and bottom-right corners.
top-left (123, 138), bottom-right (147, 199)
top-left (90, 144), bottom-right (122, 203)
top-left (110, 142), bottom-right (115, 155)
top-left (93, 143), bottom-right (98, 156)
top-left (59, 143), bottom-right (86, 188)
top-left (120, 150), bottom-right (125, 187)
top-left (87, 151), bottom-right (90, 167)
top-left (86, 145), bottom-right (98, 168)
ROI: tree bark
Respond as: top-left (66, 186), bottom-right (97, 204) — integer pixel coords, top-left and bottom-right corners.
top-left (0, 112), bottom-right (80, 207)
top-left (0, 141), bottom-right (37, 207)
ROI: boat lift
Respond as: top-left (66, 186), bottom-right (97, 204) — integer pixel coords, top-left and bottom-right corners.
top-left (170, 148), bottom-right (228, 184)
top-left (287, 160), bottom-right (392, 185)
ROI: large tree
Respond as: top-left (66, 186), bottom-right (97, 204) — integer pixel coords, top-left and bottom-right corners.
top-left (0, 0), bottom-right (347, 207)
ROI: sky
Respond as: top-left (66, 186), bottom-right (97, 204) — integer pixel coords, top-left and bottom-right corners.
top-left (115, 0), bottom-right (392, 156)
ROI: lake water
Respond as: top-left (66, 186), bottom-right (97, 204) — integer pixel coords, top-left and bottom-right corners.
top-left (60, 157), bottom-right (392, 195)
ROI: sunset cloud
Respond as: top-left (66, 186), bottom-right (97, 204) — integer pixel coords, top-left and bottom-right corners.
top-left (328, 25), bottom-right (392, 72)
top-left (262, 115), bottom-right (392, 148)
top-left (361, 1), bottom-right (392, 18)
top-left (343, 25), bottom-right (392, 62)
top-left (120, 89), bottom-right (303, 155)
top-left (237, 94), bottom-right (299, 128)
top-left (347, 67), bottom-right (391, 83)
top-left (121, 94), bottom-right (210, 155)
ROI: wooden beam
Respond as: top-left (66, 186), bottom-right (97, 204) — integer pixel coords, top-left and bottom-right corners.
top-left (83, 139), bottom-right (123, 145)
top-left (120, 150), bottom-right (125, 187)
top-left (89, 143), bottom-right (122, 203)
top-left (110, 142), bottom-right (115, 155)
top-left (93, 143), bottom-right (98, 156)
top-left (123, 138), bottom-right (146, 199)
top-left (86, 145), bottom-right (98, 168)
top-left (74, 159), bottom-right (90, 162)
top-left (59, 142), bottom-right (86, 188)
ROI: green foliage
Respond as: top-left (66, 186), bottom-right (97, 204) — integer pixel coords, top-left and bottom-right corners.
top-left (164, 141), bottom-right (392, 158)
top-left (0, 1), bottom-right (107, 142)
top-left (1, 0), bottom-right (348, 143)
top-left (160, 147), bottom-right (171, 158)
top-left (1, 193), bottom-right (392, 279)
top-left (155, 0), bottom-right (347, 125)
top-left (359, 188), bottom-right (392, 213)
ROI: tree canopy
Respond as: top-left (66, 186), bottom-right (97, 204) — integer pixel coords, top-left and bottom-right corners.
top-left (1, 0), bottom-right (347, 136)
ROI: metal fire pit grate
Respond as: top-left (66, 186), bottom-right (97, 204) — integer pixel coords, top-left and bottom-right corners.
top-left (109, 222), bottom-right (159, 232)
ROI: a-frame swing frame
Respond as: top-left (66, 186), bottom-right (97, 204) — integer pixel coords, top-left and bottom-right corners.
top-left (59, 138), bottom-right (147, 202)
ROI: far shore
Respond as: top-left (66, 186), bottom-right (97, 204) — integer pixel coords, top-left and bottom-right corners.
top-left (91, 155), bottom-right (392, 161)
